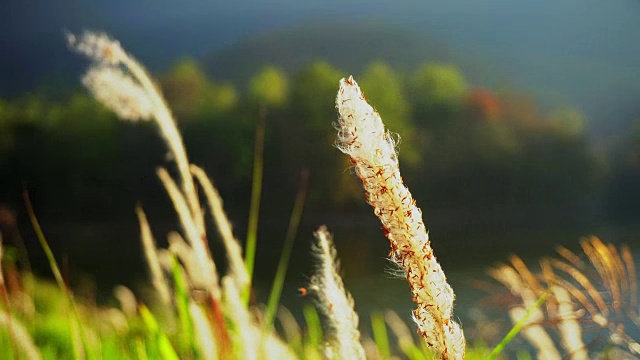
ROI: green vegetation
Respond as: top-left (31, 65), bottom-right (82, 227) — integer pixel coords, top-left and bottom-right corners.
top-left (0, 56), bottom-right (611, 221)
top-left (1, 33), bottom-right (640, 359)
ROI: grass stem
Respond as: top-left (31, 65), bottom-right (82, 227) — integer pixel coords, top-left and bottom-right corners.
top-left (243, 115), bottom-right (266, 304)
top-left (264, 169), bottom-right (309, 329)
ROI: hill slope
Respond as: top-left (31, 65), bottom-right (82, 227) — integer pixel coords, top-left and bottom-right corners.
top-left (203, 21), bottom-right (469, 87)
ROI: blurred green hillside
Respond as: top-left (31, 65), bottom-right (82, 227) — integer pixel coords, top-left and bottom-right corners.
top-left (0, 57), bottom-right (619, 220)
top-left (2, 54), bottom-right (640, 291)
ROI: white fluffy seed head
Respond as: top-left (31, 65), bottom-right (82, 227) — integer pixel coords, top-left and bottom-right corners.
top-left (335, 76), bottom-right (465, 359)
top-left (82, 66), bottom-right (153, 121)
top-left (69, 31), bottom-right (153, 121)
top-left (67, 31), bottom-right (126, 66)
top-left (309, 226), bottom-right (365, 360)
top-left (335, 76), bottom-right (398, 164)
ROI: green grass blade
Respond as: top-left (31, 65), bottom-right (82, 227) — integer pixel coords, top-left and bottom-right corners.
top-left (23, 192), bottom-right (65, 292)
top-left (264, 169), bottom-right (309, 329)
top-left (488, 290), bottom-right (550, 360)
top-left (140, 305), bottom-right (180, 360)
top-left (243, 115), bottom-right (266, 304)
top-left (171, 256), bottom-right (196, 356)
top-left (371, 312), bottom-right (391, 360)
top-left (0, 326), bottom-right (15, 360)
top-left (23, 191), bottom-right (94, 360)
top-left (303, 304), bottom-right (323, 351)
top-left (398, 339), bottom-right (428, 360)
top-left (463, 339), bottom-right (492, 360)
top-left (135, 337), bottom-right (149, 360)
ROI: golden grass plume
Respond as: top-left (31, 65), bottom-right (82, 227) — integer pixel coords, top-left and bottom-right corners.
top-left (335, 76), bottom-right (465, 359)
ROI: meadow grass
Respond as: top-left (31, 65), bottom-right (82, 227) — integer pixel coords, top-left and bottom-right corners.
top-left (0, 30), bottom-right (638, 360)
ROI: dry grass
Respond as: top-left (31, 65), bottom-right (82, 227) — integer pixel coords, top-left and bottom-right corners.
top-left (489, 236), bottom-right (640, 358)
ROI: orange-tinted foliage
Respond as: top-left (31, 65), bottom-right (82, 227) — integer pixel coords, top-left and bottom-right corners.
top-left (466, 88), bottom-right (501, 123)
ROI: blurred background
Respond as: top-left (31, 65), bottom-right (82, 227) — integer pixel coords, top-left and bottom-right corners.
top-left (1, 0), bottom-right (640, 343)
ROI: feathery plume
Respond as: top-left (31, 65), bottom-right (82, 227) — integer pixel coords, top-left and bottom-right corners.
top-left (489, 264), bottom-right (562, 360)
top-left (335, 76), bottom-right (464, 359)
top-left (191, 165), bottom-right (249, 291)
top-left (135, 206), bottom-right (171, 305)
top-left (222, 276), bottom-right (258, 360)
top-left (113, 285), bottom-right (137, 319)
top-left (157, 167), bottom-right (220, 299)
top-left (309, 226), bottom-right (365, 360)
top-left (491, 238), bottom-right (640, 358)
top-left (82, 66), bottom-right (153, 121)
top-left (222, 276), bottom-right (296, 360)
top-left (551, 285), bottom-right (588, 360)
top-left (189, 302), bottom-right (218, 360)
top-left (66, 31), bottom-right (125, 66)
top-left (165, 232), bottom-right (210, 294)
top-left (69, 30), bottom-right (204, 235)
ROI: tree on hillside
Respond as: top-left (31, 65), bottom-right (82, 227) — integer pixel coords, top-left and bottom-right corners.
top-left (410, 63), bottom-right (467, 132)
top-left (498, 91), bottom-right (540, 129)
top-left (160, 58), bottom-right (238, 121)
top-left (248, 65), bottom-right (289, 110)
top-left (548, 107), bottom-right (586, 138)
top-left (290, 61), bottom-right (343, 134)
top-left (466, 88), bottom-right (501, 123)
top-left (246, 65), bottom-right (291, 209)
top-left (287, 61), bottom-right (357, 207)
top-left (247, 65), bottom-right (289, 178)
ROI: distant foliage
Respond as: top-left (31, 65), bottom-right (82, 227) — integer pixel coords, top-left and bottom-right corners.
top-left (466, 88), bottom-right (501, 123)
top-left (410, 63), bottom-right (468, 131)
top-left (0, 57), bottom-right (606, 221)
top-left (249, 66), bottom-right (289, 109)
top-left (359, 62), bottom-right (419, 166)
top-left (160, 58), bottom-right (238, 121)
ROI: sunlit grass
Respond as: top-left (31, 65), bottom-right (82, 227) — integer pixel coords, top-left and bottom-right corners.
top-left (0, 29), bottom-right (638, 360)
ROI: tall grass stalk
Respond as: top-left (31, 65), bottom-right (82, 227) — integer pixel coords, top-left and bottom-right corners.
top-left (308, 226), bottom-right (365, 359)
top-left (302, 304), bottom-right (324, 359)
top-left (170, 256), bottom-right (196, 356)
top-left (491, 237), bottom-right (640, 357)
top-left (244, 116), bottom-right (266, 298)
top-left (221, 275), bottom-right (296, 360)
top-left (335, 76), bottom-right (465, 359)
top-left (68, 31), bottom-right (204, 235)
top-left (139, 305), bottom-right (180, 360)
top-left (135, 206), bottom-right (171, 305)
top-left (157, 167), bottom-right (220, 298)
top-left (371, 312), bottom-right (391, 360)
top-left (265, 169), bottom-right (309, 329)
top-left (191, 164), bottom-right (250, 293)
top-left (188, 302), bottom-right (217, 360)
top-left (384, 310), bottom-right (430, 360)
top-left (487, 290), bottom-right (550, 360)
top-left (23, 192), bottom-right (91, 360)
